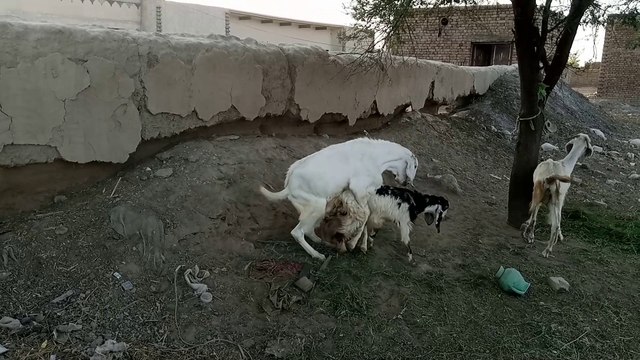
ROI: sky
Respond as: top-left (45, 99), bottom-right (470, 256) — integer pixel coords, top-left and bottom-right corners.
top-left (171, 0), bottom-right (604, 65)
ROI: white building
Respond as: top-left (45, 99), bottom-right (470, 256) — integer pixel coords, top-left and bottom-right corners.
top-left (0, 0), bottom-right (365, 52)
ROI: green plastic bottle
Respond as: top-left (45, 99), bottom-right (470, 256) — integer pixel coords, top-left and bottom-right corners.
top-left (495, 266), bottom-right (530, 295)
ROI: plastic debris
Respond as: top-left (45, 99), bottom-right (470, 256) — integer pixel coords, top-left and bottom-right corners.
top-left (0, 316), bottom-right (23, 331)
top-left (184, 265), bottom-right (213, 303)
top-left (90, 339), bottom-right (129, 360)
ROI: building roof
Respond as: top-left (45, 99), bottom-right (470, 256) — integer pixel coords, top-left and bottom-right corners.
top-left (228, 9), bottom-right (349, 29)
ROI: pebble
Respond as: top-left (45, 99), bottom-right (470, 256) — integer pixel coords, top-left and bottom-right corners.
top-left (629, 139), bottom-right (640, 148)
top-left (156, 152), bottom-right (172, 161)
top-left (54, 225), bottom-right (69, 235)
top-left (53, 195), bottom-right (67, 204)
top-left (187, 154), bottom-right (200, 163)
top-left (592, 145), bottom-right (604, 153)
top-left (571, 177), bottom-right (583, 186)
top-left (626, 153), bottom-right (635, 161)
top-left (606, 179), bottom-right (620, 185)
top-left (589, 128), bottom-right (607, 140)
top-left (548, 276), bottom-right (570, 292)
top-left (215, 135), bottom-right (240, 141)
top-left (154, 168), bottom-right (173, 178)
top-left (540, 143), bottom-right (558, 152)
top-left (629, 174), bottom-right (640, 180)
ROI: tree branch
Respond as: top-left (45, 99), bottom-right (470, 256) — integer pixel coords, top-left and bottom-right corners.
top-left (543, 0), bottom-right (595, 97)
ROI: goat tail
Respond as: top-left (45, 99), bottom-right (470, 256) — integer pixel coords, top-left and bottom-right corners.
top-left (544, 175), bottom-right (572, 185)
top-left (259, 185), bottom-right (289, 202)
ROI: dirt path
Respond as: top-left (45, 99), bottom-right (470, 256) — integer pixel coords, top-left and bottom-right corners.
top-left (1, 76), bottom-right (640, 359)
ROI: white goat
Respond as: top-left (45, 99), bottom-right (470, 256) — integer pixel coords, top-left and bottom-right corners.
top-left (260, 137), bottom-right (419, 261)
top-left (521, 133), bottom-right (593, 257)
top-left (319, 185), bottom-right (449, 261)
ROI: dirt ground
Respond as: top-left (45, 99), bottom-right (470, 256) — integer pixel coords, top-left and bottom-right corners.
top-left (1, 71), bottom-right (640, 360)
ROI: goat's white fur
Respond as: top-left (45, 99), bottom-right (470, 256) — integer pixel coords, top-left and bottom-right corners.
top-left (260, 137), bottom-right (418, 261)
top-left (521, 133), bottom-right (593, 257)
top-left (326, 188), bottom-right (447, 262)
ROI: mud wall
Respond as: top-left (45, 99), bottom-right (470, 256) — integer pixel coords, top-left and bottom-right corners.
top-left (0, 20), bottom-right (514, 168)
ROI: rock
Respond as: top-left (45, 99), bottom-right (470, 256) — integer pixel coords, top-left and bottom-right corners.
top-left (540, 142), bottom-right (558, 152)
top-left (430, 174), bottom-right (462, 194)
top-left (55, 323), bottom-right (82, 333)
top-left (607, 151), bottom-right (621, 157)
top-left (200, 292), bottom-right (213, 303)
top-left (294, 276), bottom-right (315, 292)
top-left (54, 225), bottom-right (69, 235)
top-left (437, 105), bottom-right (451, 115)
top-left (187, 154), bottom-right (199, 163)
top-left (589, 128), bottom-right (607, 140)
top-left (606, 179), bottom-right (621, 185)
top-left (627, 152), bottom-right (636, 161)
top-left (571, 177), bottom-right (583, 186)
top-left (629, 174), bottom-right (640, 180)
top-left (592, 145), bottom-right (604, 153)
top-left (0, 344), bottom-right (8, 355)
top-left (51, 289), bottom-right (76, 304)
top-left (154, 168), bottom-right (173, 178)
top-left (629, 139), bottom-right (640, 148)
top-left (155, 151), bottom-right (172, 161)
top-left (547, 276), bottom-right (570, 291)
top-left (215, 135), bottom-right (239, 141)
top-left (490, 125), bottom-right (497, 132)
top-left (53, 195), bottom-right (67, 204)
top-left (90, 340), bottom-right (128, 360)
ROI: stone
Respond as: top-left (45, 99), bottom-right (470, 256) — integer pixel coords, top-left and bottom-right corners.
top-left (626, 152), bottom-right (636, 161)
top-left (629, 173), bottom-right (640, 180)
top-left (430, 174), bottom-right (462, 194)
top-left (187, 154), bottom-right (200, 163)
top-left (629, 139), bottom-right (640, 148)
top-left (156, 151), bottom-right (172, 161)
top-left (547, 276), bottom-right (570, 292)
top-left (53, 195), bottom-right (67, 204)
top-left (571, 177), bottom-right (583, 186)
top-left (592, 145), bottom-right (604, 153)
top-left (54, 225), bottom-right (69, 235)
top-left (607, 151), bottom-right (621, 157)
top-left (294, 276), bottom-right (315, 292)
top-left (606, 179), bottom-right (620, 185)
top-left (589, 128), bottom-right (606, 140)
top-left (215, 135), bottom-right (240, 141)
top-left (540, 142), bottom-right (558, 152)
top-left (154, 168), bottom-right (173, 178)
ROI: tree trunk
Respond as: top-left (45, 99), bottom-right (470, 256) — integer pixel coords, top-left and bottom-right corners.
top-left (507, 0), bottom-right (544, 228)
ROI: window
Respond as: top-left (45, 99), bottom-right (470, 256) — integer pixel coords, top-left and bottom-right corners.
top-left (471, 42), bottom-right (513, 66)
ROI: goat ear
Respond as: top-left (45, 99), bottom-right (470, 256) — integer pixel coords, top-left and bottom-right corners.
top-left (424, 212), bottom-right (435, 225)
top-left (565, 142), bottom-right (574, 153)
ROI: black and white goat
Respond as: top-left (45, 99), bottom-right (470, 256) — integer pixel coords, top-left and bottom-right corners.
top-left (319, 185), bottom-right (449, 261)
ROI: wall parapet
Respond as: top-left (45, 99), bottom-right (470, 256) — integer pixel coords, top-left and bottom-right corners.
top-left (0, 20), bottom-right (514, 167)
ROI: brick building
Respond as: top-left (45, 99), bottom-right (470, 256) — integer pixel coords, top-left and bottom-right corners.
top-left (598, 16), bottom-right (640, 103)
top-left (393, 5), bottom-right (517, 66)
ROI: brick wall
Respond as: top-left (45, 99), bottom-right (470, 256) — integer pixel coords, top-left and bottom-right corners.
top-left (598, 19), bottom-right (640, 103)
top-left (393, 5), bottom-right (516, 66)
top-left (565, 62), bottom-right (601, 88)
top-left (393, 5), bottom-right (558, 67)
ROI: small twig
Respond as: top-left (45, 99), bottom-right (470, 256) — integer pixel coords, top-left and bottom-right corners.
top-left (35, 211), bottom-right (64, 218)
top-left (109, 177), bottom-right (122, 198)
top-left (560, 330), bottom-right (589, 350)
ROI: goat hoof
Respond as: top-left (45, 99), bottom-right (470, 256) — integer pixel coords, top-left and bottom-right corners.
top-left (315, 253), bottom-right (327, 261)
top-left (541, 249), bottom-right (551, 258)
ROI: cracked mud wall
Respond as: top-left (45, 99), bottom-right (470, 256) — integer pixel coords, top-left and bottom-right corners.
top-left (0, 20), bottom-right (514, 167)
